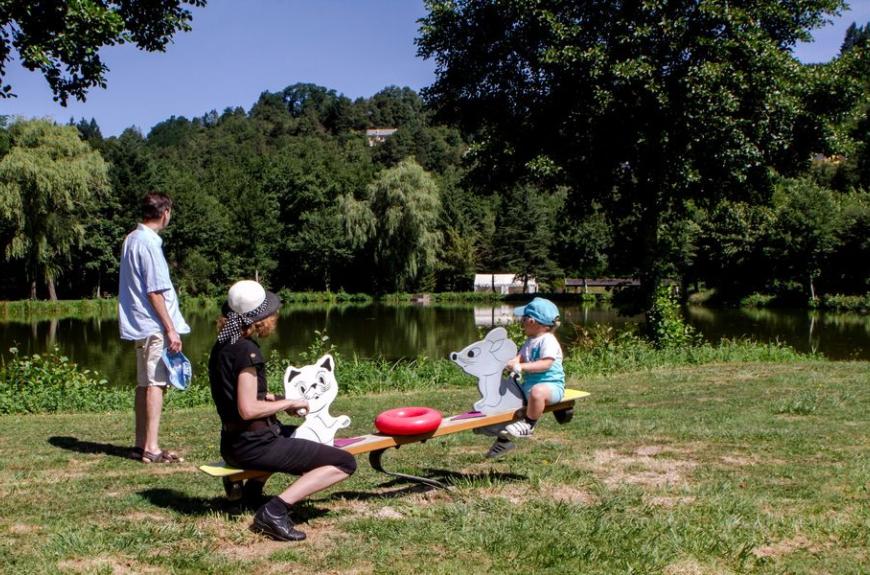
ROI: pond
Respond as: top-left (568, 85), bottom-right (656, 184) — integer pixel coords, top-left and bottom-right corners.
top-left (1, 302), bottom-right (867, 386)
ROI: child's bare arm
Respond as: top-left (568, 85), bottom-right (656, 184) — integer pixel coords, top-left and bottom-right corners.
top-left (518, 357), bottom-right (555, 373)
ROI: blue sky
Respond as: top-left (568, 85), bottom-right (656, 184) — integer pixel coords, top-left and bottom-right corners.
top-left (2, 0), bottom-right (868, 137)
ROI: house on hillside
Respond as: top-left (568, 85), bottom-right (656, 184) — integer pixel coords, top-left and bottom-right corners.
top-left (365, 128), bottom-right (398, 146)
top-left (473, 273), bottom-right (538, 294)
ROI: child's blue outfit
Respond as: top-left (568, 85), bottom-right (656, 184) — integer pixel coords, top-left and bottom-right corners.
top-left (517, 332), bottom-right (565, 403)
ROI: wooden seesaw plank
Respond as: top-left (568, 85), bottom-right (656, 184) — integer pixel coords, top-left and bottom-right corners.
top-left (200, 389), bottom-right (589, 484)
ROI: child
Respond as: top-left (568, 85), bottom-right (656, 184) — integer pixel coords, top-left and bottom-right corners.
top-left (502, 297), bottom-right (565, 438)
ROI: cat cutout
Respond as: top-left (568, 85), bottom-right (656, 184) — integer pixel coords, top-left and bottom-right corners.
top-left (283, 354), bottom-right (351, 445)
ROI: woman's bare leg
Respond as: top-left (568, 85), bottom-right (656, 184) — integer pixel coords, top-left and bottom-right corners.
top-left (276, 465), bottom-right (349, 505)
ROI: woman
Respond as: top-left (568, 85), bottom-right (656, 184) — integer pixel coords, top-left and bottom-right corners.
top-left (208, 280), bottom-right (356, 542)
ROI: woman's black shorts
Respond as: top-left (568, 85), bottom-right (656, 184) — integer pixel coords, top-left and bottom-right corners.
top-left (221, 423), bottom-right (357, 476)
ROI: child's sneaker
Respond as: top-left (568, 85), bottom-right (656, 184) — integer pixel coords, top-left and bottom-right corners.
top-left (485, 439), bottom-right (516, 459)
top-left (501, 419), bottom-right (534, 438)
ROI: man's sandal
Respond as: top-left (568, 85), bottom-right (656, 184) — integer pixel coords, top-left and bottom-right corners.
top-left (141, 450), bottom-right (184, 464)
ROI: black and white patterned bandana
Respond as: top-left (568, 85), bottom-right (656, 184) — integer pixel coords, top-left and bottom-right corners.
top-left (217, 298), bottom-right (272, 345)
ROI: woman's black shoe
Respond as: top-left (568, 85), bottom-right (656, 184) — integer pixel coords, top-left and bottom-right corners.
top-left (252, 504), bottom-right (306, 542)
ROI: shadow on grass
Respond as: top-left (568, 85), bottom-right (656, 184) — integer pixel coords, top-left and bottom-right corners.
top-left (331, 468), bottom-right (527, 501)
top-left (138, 487), bottom-right (332, 524)
top-left (421, 467), bottom-right (527, 486)
top-left (48, 435), bottom-right (133, 459)
top-left (139, 487), bottom-right (231, 516)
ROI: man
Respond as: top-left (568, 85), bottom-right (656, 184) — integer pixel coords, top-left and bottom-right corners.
top-left (119, 192), bottom-right (190, 463)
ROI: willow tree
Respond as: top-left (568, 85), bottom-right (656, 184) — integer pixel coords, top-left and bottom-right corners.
top-left (342, 159), bottom-right (442, 292)
top-left (0, 119), bottom-right (108, 299)
top-left (418, 0), bottom-right (851, 305)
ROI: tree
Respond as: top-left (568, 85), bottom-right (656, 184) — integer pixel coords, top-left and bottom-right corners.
top-left (365, 86), bottom-right (426, 128)
top-left (346, 159), bottom-right (442, 292)
top-left (0, 0), bottom-right (206, 104)
top-left (0, 119), bottom-right (109, 299)
top-left (494, 182), bottom-right (565, 291)
top-left (556, 206), bottom-right (612, 280)
top-left (695, 200), bottom-right (775, 300)
top-left (418, 0), bottom-right (850, 305)
top-left (767, 178), bottom-right (842, 301)
top-left (278, 83), bottom-right (363, 135)
top-left (841, 21), bottom-right (870, 54)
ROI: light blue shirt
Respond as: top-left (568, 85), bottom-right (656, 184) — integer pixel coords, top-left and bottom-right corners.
top-left (118, 224), bottom-right (190, 341)
top-left (519, 332), bottom-right (565, 391)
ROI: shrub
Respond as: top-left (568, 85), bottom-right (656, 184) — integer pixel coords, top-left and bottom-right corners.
top-left (817, 293), bottom-right (870, 312)
top-left (0, 347), bottom-right (128, 414)
top-left (740, 293), bottom-right (777, 308)
top-left (646, 285), bottom-right (700, 348)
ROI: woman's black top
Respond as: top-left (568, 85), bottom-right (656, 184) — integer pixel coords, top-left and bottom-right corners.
top-left (208, 337), bottom-right (268, 425)
top-left (207, 335), bottom-right (358, 477)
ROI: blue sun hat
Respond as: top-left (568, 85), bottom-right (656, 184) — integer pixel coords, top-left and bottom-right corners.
top-left (161, 349), bottom-right (192, 391)
top-left (513, 297), bottom-right (560, 326)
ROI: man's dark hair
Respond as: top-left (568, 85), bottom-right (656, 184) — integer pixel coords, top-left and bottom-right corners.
top-left (141, 192), bottom-right (173, 221)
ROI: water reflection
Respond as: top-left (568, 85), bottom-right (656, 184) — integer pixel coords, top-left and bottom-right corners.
top-left (0, 303), bottom-right (866, 387)
top-left (686, 306), bottom-right (869, 360)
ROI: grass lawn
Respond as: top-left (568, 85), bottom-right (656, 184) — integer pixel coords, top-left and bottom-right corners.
top-left (0, 360), bottom-right (867, 574)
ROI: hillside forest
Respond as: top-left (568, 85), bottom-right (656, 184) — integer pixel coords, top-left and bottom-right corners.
top-left (0, 10), bottom-right (867, 305)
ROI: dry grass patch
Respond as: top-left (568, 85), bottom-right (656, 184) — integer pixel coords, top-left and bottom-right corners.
top-left (57, 556), bottom-right (166, 574)
top-left (593, 446), bottom-right (698, 488)
top-left (374, 505), bottom-right (404, 519)
top-left (549, 484), bottom-right (598, 506)
top-left (662, 557), bottom-right (732, 575)
top-left (7, 522), bottom-right (41, 535)
top-left (751, 535), bottom-right (831, 558)
top-left (405, 488), bottom-right (452, 507)
top-left (217, 537), bottom-right (298, 563)
top-left (718, 455), bottom-right (758, 467)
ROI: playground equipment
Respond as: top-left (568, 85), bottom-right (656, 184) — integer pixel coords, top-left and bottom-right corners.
top-left (374, 406), bottom-right (443, 435)
top-left (200, 328), bottom-right (590, 490)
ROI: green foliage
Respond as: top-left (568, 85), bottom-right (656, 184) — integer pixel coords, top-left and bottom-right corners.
top-left (299, 329), bottom-right (339, 364)
top-left (429, 291), bottom-right (502, 302)
top-left (275, 290), bottom-right (372, 304)
top-left (495, 183), bottom-right (565, 289)
top-left (0, 347), bottom-right (124, 414)
top-left (696, 200), bottom-right (776, 299)
top-left (740, 293), bottom-right (778, 308)
top-left (773, 385), bottom-right (824, 415)
top-left (0, 321), bottom-right (817, 415)
top-left (0, 119), bottom-right (109, 299)
top-left (817, 293), bottom-right (870, 312)
top-left (557, 206), bottom-right (612, 278)
top-left (351, 159), bottom-right (443, 292)
top-left (565, 326), bottom-right (808, 377)
top-left (646, 285), bottom-right (700, 349)
top-left (418, 0), bottom-right (857, 299)
top-left (0, 298), bottom-right (117, 321)
top-left (0, 1), bottom-right (205, 103)
top-left (2, 62), bottom-right (867, 302)
top-left (767, 177), bottom-right (842, 300)
top-left (841, 21), bottom-right (870, 54)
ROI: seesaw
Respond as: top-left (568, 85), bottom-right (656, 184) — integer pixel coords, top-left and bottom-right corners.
top-left (199, 328), bottom-right (590, 490)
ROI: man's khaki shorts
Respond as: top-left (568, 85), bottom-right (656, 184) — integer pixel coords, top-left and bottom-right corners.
top-left (135, 333), bottom-right (170, 388)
